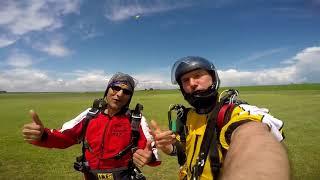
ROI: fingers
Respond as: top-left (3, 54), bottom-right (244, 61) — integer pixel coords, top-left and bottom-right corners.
top-left (22, 128), bottom-right (43, 136)
top-left (22, 128), bottom-right (43, 142)
top-left (23, 123), bottom-right (43, 131)
top-left (133, 149), bottom-right (151, 168)
top-left (149, 119), bottom-right (176, 154)
top-left (133, 141), bottom-right (153, 168)
top-left (22, 123), bottom-right (43, 137)
top-left (150, 120), bottom-right (161, 132)
top-left (154, 130), bottom-right (176, 142)
top-left (22, 110), bottom-right (44, 143)
top-left (149, 120), bottom-right (176, 146)
top-left (29, 110), bottom-right (43, 126)
top-left (156, 136), bottom-right (176, 145)
top-left (133, 156), bottom-right (144, 168)
top-left (156, 137), bottom-right (176, 148)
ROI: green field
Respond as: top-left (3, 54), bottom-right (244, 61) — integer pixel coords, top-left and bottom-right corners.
top-left (1, 84), bottom-right (319, 180)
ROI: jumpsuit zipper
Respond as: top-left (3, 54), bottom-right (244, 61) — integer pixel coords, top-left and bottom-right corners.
top-left (98, 116), bottom-right (111, 169)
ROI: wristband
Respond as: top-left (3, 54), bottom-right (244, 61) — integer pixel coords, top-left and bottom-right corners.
top-left (169, 144), bottom-right (177, 156)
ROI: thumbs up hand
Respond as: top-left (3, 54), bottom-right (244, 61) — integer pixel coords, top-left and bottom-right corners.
top-left (150, 120), bottom-right (176, 155)
top-left (22, 110), bottom-right (45, 143)
top-left (133, 141), bottom-right (153, 168)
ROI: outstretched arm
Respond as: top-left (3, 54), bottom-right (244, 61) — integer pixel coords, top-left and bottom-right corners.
top-left (221, 122), bottom-right (290, 180)
top-left (22, 109), bottom-right (87, 149)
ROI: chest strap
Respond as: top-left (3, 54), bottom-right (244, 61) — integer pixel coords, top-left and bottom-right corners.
top-left (113, 103), bottom-right (143, 159)
top-left (191, 102), bottom-right (223, 180)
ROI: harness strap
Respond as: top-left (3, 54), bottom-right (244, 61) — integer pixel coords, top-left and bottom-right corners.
top-left (88, 167), bottom-right (130, 180)
top-left (217, 103), bottom-right (235, 130)
top-left (113, 103), bottom-right (143, 160)
top-left (173, 89), bottom-right (245, 179)
top-left (90, 166), bottom-right (129, 173)
top-left (169, 106), bottom-right (189, 166)
top-left (74, 99), bottom-right (105, 172)
top-left (191, 102), bottom-right (223, 180)
top-left (81, 110), bottom-right (99, 153)
top-left (75, 100), bottom-right (145, 180)
top-left (208, 127), bottom-right (220, 178)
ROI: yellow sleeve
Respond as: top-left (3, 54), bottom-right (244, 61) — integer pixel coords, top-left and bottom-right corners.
top-left (219, 104), bottom-right (284, 150)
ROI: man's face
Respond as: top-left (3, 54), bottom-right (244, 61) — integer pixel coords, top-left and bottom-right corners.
top-left (105, 83), bottom-right (132, 112)
top-left (180, 69), bottom-right (213, 94)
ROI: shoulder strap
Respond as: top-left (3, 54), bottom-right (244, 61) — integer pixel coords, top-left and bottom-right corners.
top-left (207, 103), bottom-right (236, 179)
top-left (191, 101), bottom-right (223, 180)
top-left (81, 99), bottom-right (105, 156)
top-left (217, 89), bottom-right (249, 131)
top-left (130, 103), bottom-right (144, 148)
top-left (167, 104), bottom-right (189, 164)
top-left (176, 107), bottom-right (190, 166)
top-left (114, 103), bottom-right (143, 159)
top-left (168, 104), bottom-right (188, 133)
top-left (177, 106), bottom-right (190, 142)
top-left (81, 99), bottom-right (104, 138)
top-left (191, 89), bottom-right (241, 179)
top-left (217, 103), bottom-right (235, 130)
top-left (188, 89), bottom-right (246, 179)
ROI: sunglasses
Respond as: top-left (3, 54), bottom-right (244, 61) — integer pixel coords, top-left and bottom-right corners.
top-left (110, 85), bottom-right (132, 95)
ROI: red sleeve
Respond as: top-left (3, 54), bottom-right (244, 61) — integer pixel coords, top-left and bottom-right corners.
top-left (32, 120), bottom-right (84, 149)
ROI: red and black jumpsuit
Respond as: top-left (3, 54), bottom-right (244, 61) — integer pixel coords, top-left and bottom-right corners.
top-left (32, 110), bottom-right (148, 179)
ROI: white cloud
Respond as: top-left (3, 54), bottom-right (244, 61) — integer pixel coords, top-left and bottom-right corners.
top-left (36, 39), bottom-right (71, 57)
top-left (0, 36), bottom-right (18, 48)
top-left (220, 46), bottom-right (320, 86)
top-left (104, 0), bottom-right (192, 21)
top-left (6, 52), bottom-right (33, 68)
top-left (280, 58), bottom-right (296, 65)
top-left (219, 66), bottom-right (298, 87)
top-left (0, 68), bottom-right (49, 92)
top-left (0, 69), bottom-right (109, 92)
top-left (293, 46), bottom-right (320, 83)
top-left (0, 0), bottom-right (80, 35)
top-left (77, 22), bottom-right (103, 40)
top-left (0, 46), bottom-right (319, 92)
top-left (47, 0), bottom-right (81, 15)
top-left (64, 70), bottom-right (109, 91)
top-left (133, 71), bottom-right (175, 89)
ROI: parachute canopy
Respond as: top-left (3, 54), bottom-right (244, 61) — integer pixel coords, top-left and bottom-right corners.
top-left (134, 14), bottom-right (141, 20)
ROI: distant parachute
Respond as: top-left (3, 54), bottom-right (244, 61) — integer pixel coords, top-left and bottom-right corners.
top-left (134, 14), bottom-right (141, 20)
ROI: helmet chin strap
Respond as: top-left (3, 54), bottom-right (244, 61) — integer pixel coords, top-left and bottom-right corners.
top-left (183, 84), bottom-right (218, 114)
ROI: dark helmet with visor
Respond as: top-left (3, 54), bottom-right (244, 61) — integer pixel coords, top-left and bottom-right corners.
top-left (171, 56), bottom-right (220, 114)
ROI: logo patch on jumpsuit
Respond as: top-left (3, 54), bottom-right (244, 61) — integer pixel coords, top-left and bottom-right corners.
top-left (112, 123), bottom-right (128, 137)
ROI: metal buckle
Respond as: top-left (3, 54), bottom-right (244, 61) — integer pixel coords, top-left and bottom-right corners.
top-left (97, 173), bottom-right (113, 180)
top-left (88, 108), bottom-right (99, 115)
top-left (131, 113), bottom-right (142, 119)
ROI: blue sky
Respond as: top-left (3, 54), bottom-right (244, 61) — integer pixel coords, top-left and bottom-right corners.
top-left (0, 0), bottom-right (319, 92)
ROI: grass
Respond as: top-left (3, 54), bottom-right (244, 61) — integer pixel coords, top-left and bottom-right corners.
top-left (0, 84), bottom-right (319, 180)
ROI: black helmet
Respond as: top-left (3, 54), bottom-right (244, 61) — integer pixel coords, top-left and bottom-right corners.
top-left (171, 56), bottom-right (220, 114)
top-left (106, 72), bottom-right (136, 94)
